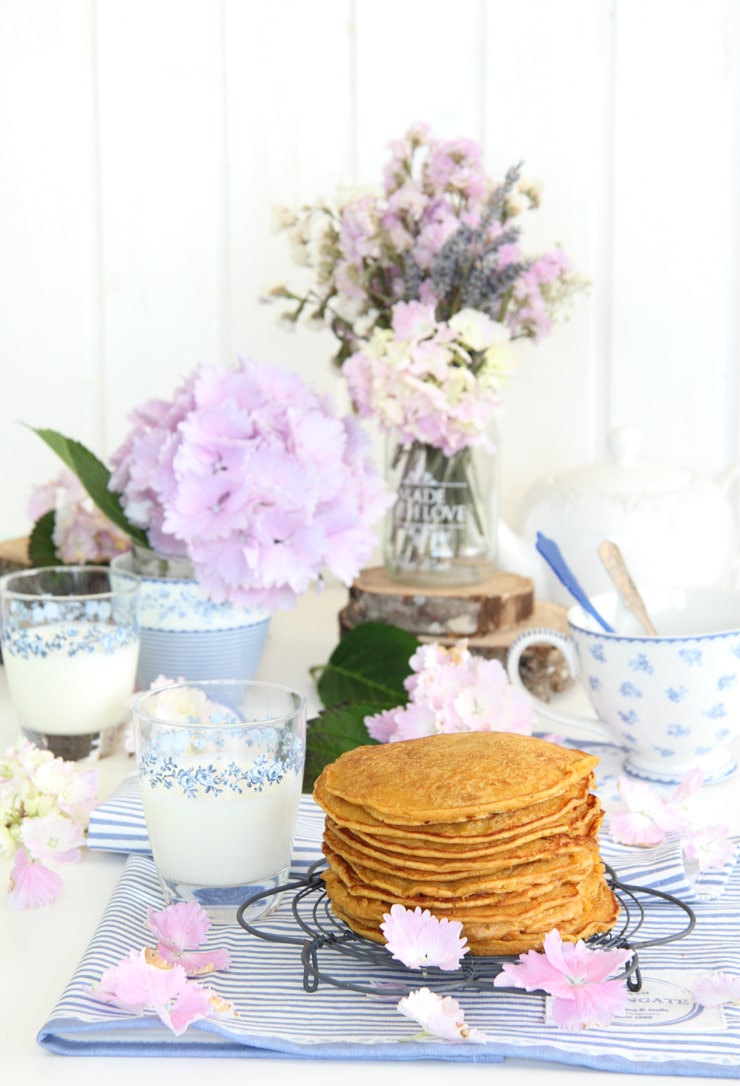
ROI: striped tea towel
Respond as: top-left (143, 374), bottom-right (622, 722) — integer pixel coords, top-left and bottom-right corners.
top-left (41, 794), bottom-right (740, 1074)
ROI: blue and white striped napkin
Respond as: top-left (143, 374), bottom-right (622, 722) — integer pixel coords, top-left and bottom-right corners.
top-left (40, 790), bottom-right (740, 1073)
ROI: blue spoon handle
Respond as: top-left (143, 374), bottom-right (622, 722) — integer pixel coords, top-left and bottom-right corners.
top-left (535, 532), bottom-right (614, 633)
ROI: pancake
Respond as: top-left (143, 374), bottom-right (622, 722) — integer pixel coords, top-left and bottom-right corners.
top-left (313, 771), bottom-right (595, 840)
top-left (322, 795), bottom-right (603, 863)
top-left (322, 838), bottom-right (601, 898)
top-left (317, 732), bottom-right (599, 822)
top-left (322, 822), bottom-right (604, 877)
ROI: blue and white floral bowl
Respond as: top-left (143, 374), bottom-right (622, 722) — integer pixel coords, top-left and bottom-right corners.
top-left (507, 587), bottom-right (740, 785)
top-left (111, 552), bottom-right (270, 691)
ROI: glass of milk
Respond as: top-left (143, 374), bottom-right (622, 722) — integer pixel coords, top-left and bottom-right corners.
top-left (0, 565), bottom-right (140, 761)
top-left (132, 679), bottom-right (307, 924)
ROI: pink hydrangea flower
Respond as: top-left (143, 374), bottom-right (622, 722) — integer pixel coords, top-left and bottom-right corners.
top-left (397, 987), bottom-right (487, 1043)
top-left (693, 972), bottom-right (740, 1007)
top-left (2, 740), bottom-right (98, 907)
top-left (494, 928), bottom-right (631, 1031)
top-left (8, 848), bottom-right (63, 909)
top-left (33, 759), bottom-right (99, 822)
top-left (344, 313), bottom-right (505, 456)
top-left (365, 641), bottom-right (535, 743)
top-left (27, 468), bottom-right (130, 563)
top-left (381, 904), bottom-right (469, 971)
top-left (109, 358), bottom-right (391, 611)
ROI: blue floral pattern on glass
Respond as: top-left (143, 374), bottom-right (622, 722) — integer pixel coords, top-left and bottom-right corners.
top-left (138, 728), bottom-right (304, 799)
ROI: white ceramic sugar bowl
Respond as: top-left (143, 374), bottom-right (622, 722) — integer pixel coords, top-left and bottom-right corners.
top-left (498, 426), bottom-right (740, 606)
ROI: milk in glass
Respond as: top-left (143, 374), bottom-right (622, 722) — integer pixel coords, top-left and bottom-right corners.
top-left (140, 761), bottom-right (302, 886)
top-left (4, 623), bottom-right (139, 736)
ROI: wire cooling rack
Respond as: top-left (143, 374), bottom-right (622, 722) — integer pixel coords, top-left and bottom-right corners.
top-left (236, 860), bottom-right (696, 998)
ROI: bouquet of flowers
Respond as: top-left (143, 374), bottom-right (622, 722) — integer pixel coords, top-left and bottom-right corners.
top-left (270, 123), bottom-right (582, 581)
top-left (271, 122), bottom-right (580, 366)
top-left (31, 357), bottom-right (390, 611)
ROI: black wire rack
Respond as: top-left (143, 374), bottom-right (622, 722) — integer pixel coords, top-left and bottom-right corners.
top-left (236, 860), bottom-right (696, 999)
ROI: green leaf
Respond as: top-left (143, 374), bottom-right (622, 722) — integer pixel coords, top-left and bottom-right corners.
top-left (314, 621), bottom-right (420, 709)
top-left (27, 426), bottom-right (149, 547)
top-left (303, 702), bottom-right (380, 793)
top-left (27, 510), bottom-right (60, 566)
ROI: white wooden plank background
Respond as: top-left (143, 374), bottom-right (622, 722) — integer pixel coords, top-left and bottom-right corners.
top-left (1, 0), bottom-right (738, 580)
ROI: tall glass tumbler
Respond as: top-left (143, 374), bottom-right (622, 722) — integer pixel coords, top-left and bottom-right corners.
top-left (133, 679), bottom-right (307, 924)
top-left (0, 565), bottom-right (140, 761)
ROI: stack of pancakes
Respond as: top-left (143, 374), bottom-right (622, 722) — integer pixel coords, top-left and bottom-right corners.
top-left (313, 731), bottom-right (619, 956)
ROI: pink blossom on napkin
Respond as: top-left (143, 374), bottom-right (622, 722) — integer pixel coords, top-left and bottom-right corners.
top-left (381, 904), bottom-right (469, 971)
top-left (92, 948), bottom-right (234, 1036)
top-left (494, 928), bottom-right (631, 1031)
top-left (609, 773), bottom-right (698, 847)
top-left (146, 902), bottom-right (231, 974)
top-left (682, 825), bottom-right (735, 872)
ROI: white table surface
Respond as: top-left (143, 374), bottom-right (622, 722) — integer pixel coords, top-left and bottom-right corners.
top-left (1, 582), bottom-right (738, 1084)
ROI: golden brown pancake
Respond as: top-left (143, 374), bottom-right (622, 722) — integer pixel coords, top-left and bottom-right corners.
top-left (316, 732), bottom-right (599, 822)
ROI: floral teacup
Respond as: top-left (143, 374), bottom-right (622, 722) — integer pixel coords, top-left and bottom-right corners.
top-left (506, 587), bottom-right (740, 785)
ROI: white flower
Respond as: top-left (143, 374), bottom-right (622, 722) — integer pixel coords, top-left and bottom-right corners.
top-left (270, 204), bottom-right (298, 232)
top-left (448, 308), bottom-right (509, 352)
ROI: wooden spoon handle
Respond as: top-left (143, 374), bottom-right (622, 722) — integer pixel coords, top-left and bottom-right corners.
top-left (598, 540), bottom-right (658, 636)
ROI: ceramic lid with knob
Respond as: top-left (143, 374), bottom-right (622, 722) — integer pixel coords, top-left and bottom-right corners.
top-left (502, 426), bottom-right (740, 604)
top-left (544, 426), bottom-right (692, 497)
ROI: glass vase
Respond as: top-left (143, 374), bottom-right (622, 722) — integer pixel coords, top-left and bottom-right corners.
top-left (383, 430), bottom-right (499, 588)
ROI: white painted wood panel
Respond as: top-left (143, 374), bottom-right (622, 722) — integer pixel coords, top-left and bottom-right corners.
top-left (1, 0), bottom-right (738, 574)
top-left (0, 0), bottom-right (101, 525)
top-left (610, 0), bottom-right (738, 473)
top-left (480, 0), bottom-right (614, 522)
top-left (224, 0), bottom-right (355, 408)
top-left (95, 0), bottom-right (229, 449)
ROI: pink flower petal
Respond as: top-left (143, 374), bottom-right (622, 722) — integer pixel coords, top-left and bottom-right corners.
top-left (156, 944), bottom-right (232, 975)
top-left (95, 950), bottom-right (188, 1012)
top-left (7, 849), bottom-right (62, 909)
top-left (147, 902), bottom-right (211, 951)
top-left (609, 810), bottom-right (667, 847)
top-left (92, 949), bottom-right (230, 1036)
top-left (494, 947), bottom-right (567, 994)
top-left (550, 979), bottom-right (629, 1031)
top-left (20, 811), bottom-right (85, 865)
top-left (397, 987), bottom-right (487, 1043)
top-left (540, 931), bottom-right (630, 987)
top-left (682, 825), bottom-right (735, 872)
top-left (164, 980), bottom-right (218, 1036)
top-left (672, 767), bottom-right (704, 804)
top-left (610, 774), bottom-right (693, 846)
top-left (693, 972), bottom-right (740, 1007)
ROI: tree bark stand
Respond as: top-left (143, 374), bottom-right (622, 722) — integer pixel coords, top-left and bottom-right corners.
top-left (339, 566), bottom-right (572, 701)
